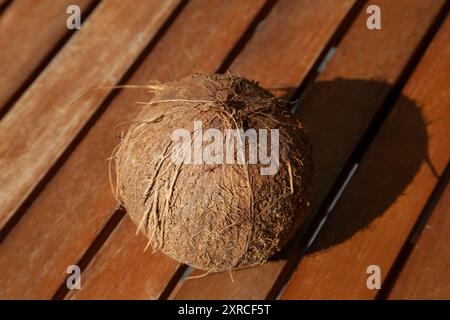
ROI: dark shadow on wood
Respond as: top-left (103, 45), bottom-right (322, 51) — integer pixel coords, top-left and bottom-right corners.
top-left (270, 78), bottom-right (428, 260)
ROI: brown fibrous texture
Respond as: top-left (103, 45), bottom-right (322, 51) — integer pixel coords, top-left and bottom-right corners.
top-left (113, 73), bottom-right (313, 272)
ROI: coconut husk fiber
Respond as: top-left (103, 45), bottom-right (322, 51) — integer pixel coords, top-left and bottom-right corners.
top-left (113, 73), bottom-right (313, 273)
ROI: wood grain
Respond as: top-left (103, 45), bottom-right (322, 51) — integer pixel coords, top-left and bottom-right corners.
top-left (0, 0), bottom-right (94, 113)
top-left (0, 0), bottom-right (181, 231)
top-left (388, 180), bottom-right (450, 299)
top-left (172, 0), bottom-right (447, 299)
top-left (0, 0), bottom-right (267, 299)
top-left (282, 14), bottom-right (450, 300)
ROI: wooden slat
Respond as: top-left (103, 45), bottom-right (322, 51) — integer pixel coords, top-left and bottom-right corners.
top-left (173, 0), bottom-right (447, 299)
top-left (282, 15), bottom-right (450, 300)
top-left (0, 0), bottom-right (94, 114)
top-left (0, 0), bottom-right (181, 231)
top-left (0, 0), bottom-right (267, 300)
top-left (69, 0), bottom-right (356, 299)
top-left (388, 179), bottom-right (450, 299)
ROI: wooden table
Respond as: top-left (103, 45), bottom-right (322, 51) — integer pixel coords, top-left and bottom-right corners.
top-left (0, 0), bottom-right (449, 300)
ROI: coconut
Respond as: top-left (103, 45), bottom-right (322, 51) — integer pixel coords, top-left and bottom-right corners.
top-left (113, 73), bottom-right (312, 272)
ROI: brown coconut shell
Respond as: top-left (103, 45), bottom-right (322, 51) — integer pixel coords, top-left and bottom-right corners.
top-left (114, 73), bottom-right (312, 272)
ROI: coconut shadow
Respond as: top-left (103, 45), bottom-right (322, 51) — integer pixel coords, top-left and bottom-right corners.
top-left (269, 78), bottom-right (429, 260)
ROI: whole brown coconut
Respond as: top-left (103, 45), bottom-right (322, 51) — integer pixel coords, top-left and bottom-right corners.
top-left (114, 73), bottom-right (312, 272)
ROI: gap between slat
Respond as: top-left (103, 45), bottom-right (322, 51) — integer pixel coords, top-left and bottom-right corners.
top-left (0, 0), bottom-right (12, 16)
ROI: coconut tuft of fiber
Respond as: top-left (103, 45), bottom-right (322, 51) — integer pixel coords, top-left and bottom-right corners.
top-left (113, 73), bottom-right (313, 273)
